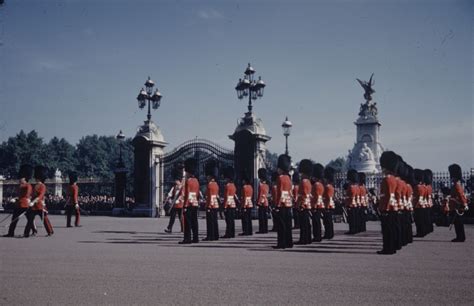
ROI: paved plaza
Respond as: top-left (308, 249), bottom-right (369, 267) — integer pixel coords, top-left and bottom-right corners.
top-left (1, 214), bottom-right (473, 305)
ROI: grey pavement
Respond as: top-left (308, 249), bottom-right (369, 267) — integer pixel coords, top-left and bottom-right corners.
top-left (1, 214), bottom-right (473, 305)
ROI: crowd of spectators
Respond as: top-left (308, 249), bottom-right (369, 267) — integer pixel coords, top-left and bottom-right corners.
top-left (2, 194), bottom-right (135, 214)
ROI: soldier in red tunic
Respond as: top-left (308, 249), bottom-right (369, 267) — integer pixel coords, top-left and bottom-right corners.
top-left (164, 165), bottom-right (184, 234)
top-left (296, 159), bottom-right (313, 245)
top-left (221, 166), bottom-right (237, 238)
top-left (239, 172), bottom-right (254, 236)
top-left (345, 169), bottom-right (359, 235)
top-left (448, 164), bottom-right (468, 242)
top-left (377, 151), bottom-right (399, 255)
top-left (4, 164), bottom-right (33, 237)
top-left (256, 168), bottom-right (269, 234)
top-left (322, 166), bottom-right (336, 239)
top-left (204, 160), bottom-right (219, 241)
top-left (312, 163), bottom-right (325, 242)
top-left (413, 169), bottom-right (427, 237)
top-left (180, 158), bottom-right (200, 244)
top-left (423, 169), bottom-right (434, 235)
top-left (291, 171), bottom-right (300, 230)
top-left (66, 172), bottom-right (80, 227)
top-left (358, 172), bottom-right (368, 233)
top-left (24, 166), bottom-right (54, 237)
top-left (274, 154), bottom-right (293, 249)
top-left (270, 171), bottom-right (279, 232)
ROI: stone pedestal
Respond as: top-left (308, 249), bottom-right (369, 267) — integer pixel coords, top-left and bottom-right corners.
top-left (229, 111), bottom-right (271, 201)
top-left (132, 120), bottom-right (167, 217)
top-left (348, 100), bottom-right (384, 173)
top-left (53, 176), bottom-right (63, 198)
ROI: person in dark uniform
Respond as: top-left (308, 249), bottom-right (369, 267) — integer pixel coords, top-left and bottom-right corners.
top-left (221, 166), bottom-right (237, 238)
top-left (4, 164), bottom-right (33, 237)
top-left (296, 159), bottom-right (312, 245)
top-left (24, 166), bottom-right (54, 237)
top-left (165, 164), bottom-right (184, 233)
top-left (66, 172), bottom-right (80, 227)
top-left (239, 173), bottom-right (253, 236)
top-left (274, 154), bottom-right (293, 249)
top-left (256, 168), bottom-right (269, 234)
top-left (448, 164), bottom-right (468, 242)
top-left (345, 169), bottom-right (359, 235)
top-left (180, 158), bottom-right (200, 244)
top-left (311, 163), bottom-right (325, 242)
top-left (413, 168), bottom-right (427, 237)
top-left (204, 160), bottom-right (219, 241)
top-left (404, 165), bottom-right (415, 244)
top-left (423, 169), bottom-right (434, 235)
top-left (377, 151), bottom-right (399, 255)
top-left (322, 166), bottom-right (336, 239)
top-left (394, 158), bottom-right (405, 249)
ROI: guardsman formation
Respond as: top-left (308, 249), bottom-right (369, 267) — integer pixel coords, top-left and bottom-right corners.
top-left (3, 164), bottom-right (82, 238)
top-left (165, 154), bottom-right (468, 254)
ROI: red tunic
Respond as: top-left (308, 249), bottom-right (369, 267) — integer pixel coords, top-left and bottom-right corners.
top-left (276, 175), bottom-right (292, 208)
top-left (257, 182), bottom-right (269, 207)
top-left (32, 182), bottom-right (46, 211)
top-left (206, 180), bottom-right (219, 209)
top-left (379, 175), bottom-right (397, 212)
top-left (224, 183), bottom-right (237, 209)
top-left (241, 184), bottom-right (253, 209)
top-left (345, 184), bottom-right (359, 209)
top-left (312, 181), bottom-right (325, 210)
top-left (18, 182), bottom-right (33, 209)
top-left (67, 184), bottom-right (79, 206)
top-left (413, 184), bottom-right (426, 208)
top-left (184, 177), bottom-right (200, 208)
top-left (292, 185), bottom-right (299, 209)
top-left (449, 182), bottom-right (467, 211)
top-left (359, 185), bottom-right (368, 207)
top-left (323, 184), bottom-right (335, 209)
top-left (298, 179), bottom-right (312, 210)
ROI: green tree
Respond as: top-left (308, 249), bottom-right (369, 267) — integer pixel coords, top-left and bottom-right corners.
top-left (44, 137), bottom-right (77, 177)
top-left (326, 157), bottom-right (347, 173)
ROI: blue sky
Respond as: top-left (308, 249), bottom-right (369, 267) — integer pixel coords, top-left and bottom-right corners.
top-left (0, 0), bottom-right (472, 171)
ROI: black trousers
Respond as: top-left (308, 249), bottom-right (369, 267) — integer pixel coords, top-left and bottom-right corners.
top-left (183, 207), bottom-right (199, 242)
top-left (360, 207), bottom-right (367, 232)
top-left (66, 205), bottom-right (80, 227)
top-left (347, 208), bottom-right (356, 234)
top-left (414, 208), bottom-right (424, 237)
top-left (167, 207), bottom-right (183, 232)
top-left (299, 210), bottom-right (312, 244)
top-left (292, 207), bottom-right (300, 229)
top-left (241, 208), bottom-right (253, 235)
top-left (395, 212), bottom-right (402, 250)
top-left (451, 211), bottom-right (466, 241)
top-left (7, 207), bottom-right (28, 236)
top-left (224, 208), bottom-right (236, 238)
top-left (380, 212), bottom-right (397, 253)
top-left (276, 207), bottom-right (293, 248)
top-left (406, 211), bottom-right (413, 244)
top-left (270, 208), bottom-right (278, 231)
top-left (24, 209), bottom-right (54, 236)
top-left (258, 206), bottom-right (268, 233)
top-left (323, 210), bottom-right (334, 239)
top-left (312, 210), bottom-right (322, 242)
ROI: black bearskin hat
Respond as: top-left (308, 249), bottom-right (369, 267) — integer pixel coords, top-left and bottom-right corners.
top-left (223, 166), bottom-right (235, 181)
top-left (258, 168), bottom-right (268, 182)
top-left (414, 169), bottom-right (424, 183)
top-left (34, 165), bottom-right (47, 183)
top-left (380, 151), bottom-right (399, 173)
top-left (298, 159), bottom-right (313, 177)
top-left (358, 172), bottom-right (366, 185)
top-left (423, 169), bottom-right (433, 185)
top-left (19, 164), bottom-right (33, 181)
top-left (184, 158), bottom-right (197, 176)
top-left (347, 169), bottom-right (359, 184)
top-left (406, 165), bottom-right (415, 186)
top-left (241, 169), bottom-right (251, 184)
top-left (292, 170), bottom-right (300, 184)
top-left (324, 166), bottom-right (335, 184)
top-left (69, 171), bottom-right (78, 184)
top-left (204, 160), bottom-right (218, 179)
top-left (277, 154), bottom-right (291, 173)
top-left (172, 163), bottom-right (184, 181)
top-left (448, 164), bottom-right (462, 181)
top-left (396, 160), bottom-right (406, 178)
top-left (313, 163), bottom-right (324, 180)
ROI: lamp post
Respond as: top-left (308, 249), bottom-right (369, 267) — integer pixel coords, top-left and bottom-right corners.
top-left (116, 130), bottom-right (125, 165)
top-left (136, 76), bottom-right (163, 121)
top-left (282, 116), bottom-right (292, 155)
top-left (235, 63), bottom-right (266, 113)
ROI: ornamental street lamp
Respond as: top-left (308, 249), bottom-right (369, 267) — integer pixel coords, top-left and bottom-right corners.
top-left (116, 130), bottom-right (125, 165)
top-left (282, 116), bottom-right (292, 155)
top-left (136, 76), bottom-right (163, 121)
top-left (234, 63), bottom-right (266, 113)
